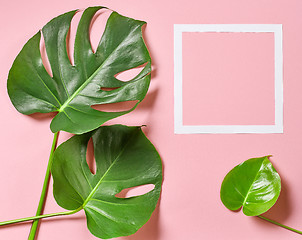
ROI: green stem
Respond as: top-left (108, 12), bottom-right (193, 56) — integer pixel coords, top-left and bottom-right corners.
top-left (258, 215), bottom-right (302, 234)
top-left (0, 207), bottom-right (82, 227)
top-left (28, 132), bottom-right (59, 240)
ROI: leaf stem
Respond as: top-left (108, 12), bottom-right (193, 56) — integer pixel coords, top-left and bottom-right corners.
top-left (258, 215), bottom-right (302, 234)
top-left (0, 208), bottom-right (82, 227)
top-left (28, 132), bottom-right (59, 240)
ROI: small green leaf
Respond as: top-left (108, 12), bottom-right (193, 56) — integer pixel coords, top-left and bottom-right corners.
top-left (220, 156), bottom-right (281, 216)
top-left (7, 7), bottom-right (151, 134)
top-left (51, 125), bottom-right (162, 239)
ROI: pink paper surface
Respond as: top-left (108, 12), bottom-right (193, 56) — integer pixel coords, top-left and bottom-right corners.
top-left (1, 0), bottom-right (302, 239)
top-left (183, 32), bottom-right (275, 125)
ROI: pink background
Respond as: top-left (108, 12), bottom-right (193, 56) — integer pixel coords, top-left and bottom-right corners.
top-left (183, 32), bottom-right (275, 125)
top-left (1, 0), bottom-right (302, 239)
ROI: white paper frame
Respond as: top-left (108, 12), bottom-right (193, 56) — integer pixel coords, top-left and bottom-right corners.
top-left (174, 24), bottom-right (283, 134)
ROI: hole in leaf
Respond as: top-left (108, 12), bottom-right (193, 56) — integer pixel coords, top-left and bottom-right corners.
top-left (66, 8), bottom-right (111, 65)
top-left (29, 112), bottom-right (57, 121)
top-left (100, 87), bottom-right (120, 91)
top-left (40, 34), bottom-right (53, 77)
top-left (115, 184), bottom-right (155, 198)
top-left (39, 8), bottom-right (113, 75)
top-left (114, 63), bottom-right (148, 82)
top-left (91, 100), bottom-right (138, 112)
top-left (66, 10), bottom-right (82, 66)
top-left (86, 138), bottom-right (96, 175)
top-left (89, 9), bottom-right (112, 53)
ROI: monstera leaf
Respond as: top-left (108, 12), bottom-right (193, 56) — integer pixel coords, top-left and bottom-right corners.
top-left (220, 156), bottom-right (281, 216)
top-left (7, 7), bottom-right (151, 134)
top-left (51, 125), bottom-right (162, 239)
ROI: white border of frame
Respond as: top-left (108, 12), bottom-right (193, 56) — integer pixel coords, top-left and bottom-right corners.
top-left (174, 24), bottom-right (283, 134)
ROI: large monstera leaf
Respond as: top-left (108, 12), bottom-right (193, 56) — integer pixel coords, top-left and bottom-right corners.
top-left (51, 125), bottom-right (162, 239)
top-left (7, 7), bottom-right (151, 134)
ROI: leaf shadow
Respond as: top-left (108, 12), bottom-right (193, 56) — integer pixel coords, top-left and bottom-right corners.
top-left (135, 25), bottom-right (159, 124)
top-left (136, 88), bottom-right (159, 112)
top-left (0, 221), bottom-right (33, 230)
top-left (117, 133), bottom-right (164, 240)
top-left (259, 173), bottom-right (292, 222)
top-left (141, 24), bottom-right (157, 79)
top-left (121, 199), bottom-right (161, 240)
top-left (86, 137), bottom-right (96, 174)
top-left (252, 167), bottom-right (292, 230)
top-left (28, 112), bottom-right (57, 123)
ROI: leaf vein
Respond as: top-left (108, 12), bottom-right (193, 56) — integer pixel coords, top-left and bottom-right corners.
top-left (82, 130), bottom-right (138, 207)
top-left (89, 198), bottom-right (136, 206)
top-left (80, 160), bottom-right (93, 190)
top-left (24, 46), bottom-right (62, 108)
top-left (86, 205), bottom-right (120, 224)
top-left (243, 161), bottom-right (265, 206)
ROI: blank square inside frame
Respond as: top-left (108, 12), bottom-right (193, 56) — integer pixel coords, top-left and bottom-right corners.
top-left (174, 24), bottom-right (283, 134)
top-left (183, 32), bottom-right (275, 125)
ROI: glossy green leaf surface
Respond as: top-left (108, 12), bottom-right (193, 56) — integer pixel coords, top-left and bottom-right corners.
top-left (52, 125), bottom-right (162, 239)
top-left (7, 7), bottom-right (151, 134)
top-left (220, 156), bottom-right (281, 216)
